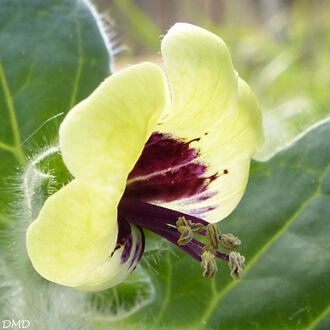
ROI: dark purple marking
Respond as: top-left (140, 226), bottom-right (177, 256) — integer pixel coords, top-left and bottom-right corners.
top-left (125, 166), bottom-right (215, 202)
top-left (176, 191), bottom-right (218, 206)
top-left (124, 132), bottom-right (219, 203)
top-left (110, 216), bottom-right (133, 264)
top-left (193, 191), bottom-right (218, 203)
top-left (144, 132), bottom-right (166, 147)
top-left (113, 132), bottom-right (233, 270)
top-left (129, 226), bottom-right (145, 269)
top-left (128, 133), bottom-right (200, 179)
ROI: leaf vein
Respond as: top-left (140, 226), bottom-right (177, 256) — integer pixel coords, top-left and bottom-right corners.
top-left (69, 10), bottom-right (83, 109)
top-left (304, 305), bottom-right (330, 330)
top-left (0, 62), bottom-right (25, 164)
top-left (0, 140), bottom-right (14, 152)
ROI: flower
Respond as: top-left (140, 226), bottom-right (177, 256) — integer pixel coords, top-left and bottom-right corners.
top-left (26, 23), bottom-right (263, 291)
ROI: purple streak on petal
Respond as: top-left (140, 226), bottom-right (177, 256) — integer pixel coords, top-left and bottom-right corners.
top-left (197, 192), bottom-right (218, 202)
top-left (125, 132), bottom-right (218, 204)
top-left (184, 206), bottom-right (217, 216)
top-left (179, 191), bottom-right (218, 205)
top-left (129, 226), bottom-right (145, 269)
top-left (110, 217), bottom-right (133, 264)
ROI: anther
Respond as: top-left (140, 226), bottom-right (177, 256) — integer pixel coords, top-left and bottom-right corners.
top-left (176, 217), bottom-right (193, 245)
top-left (221, 233), bottom-right (241, 250)
top-left (205, 224), bottom-right (221, 250)
top-left (228, 252), bottom-right (245, 280)
top-left (177, 225), bottom-right (193, 245)
top-left (176, 216), bottom-right (188, 227)
top-left (176, 217), bottom-right (205, 245)
top-left (189, 221), bottom-right (204, 233)
top-left (201, 247), bottom-right (218, 278)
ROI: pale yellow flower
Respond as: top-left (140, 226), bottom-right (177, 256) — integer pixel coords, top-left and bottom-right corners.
top-left (26, 23), bottom-right (263, 291)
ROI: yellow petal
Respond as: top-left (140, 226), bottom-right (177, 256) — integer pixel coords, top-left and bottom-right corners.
top-left (152, 24), bottom-right (263, 222)
top-left (202, 78), bottom-right (264, 222)
top-left (76, 224), bottom-right (143, 292)
top-left (160, 22), bottom-right (238, 137)
top-left (60, 63), bottom-right (170, 193)
top-left (26, 179), bottom-right (118, 287)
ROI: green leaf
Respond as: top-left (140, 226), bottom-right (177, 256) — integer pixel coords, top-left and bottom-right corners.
top-left (99, 120), bottom-right (330, 330)
top-left (0, 0), bottom-right (109, 222)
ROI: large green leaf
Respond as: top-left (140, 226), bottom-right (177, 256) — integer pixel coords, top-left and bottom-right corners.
top-left (0, 0), bottom-right (109, 223)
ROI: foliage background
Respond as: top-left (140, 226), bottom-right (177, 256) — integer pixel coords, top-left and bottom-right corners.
top-left (0, 0), bottom-right (329, 329)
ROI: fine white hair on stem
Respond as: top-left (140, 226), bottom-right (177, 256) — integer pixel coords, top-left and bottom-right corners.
top-left (22, 145), bottom-right (60, 217)
top-left (83, 0), bottom-right (127, 73)
top-left (20, 113), bottom-right (64, 148)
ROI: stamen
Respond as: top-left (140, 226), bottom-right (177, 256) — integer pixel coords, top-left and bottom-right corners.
top-left (189, 221), bottom-right (204, 233)
top-left (228, 252), bottom-right (245, 279)
top-left (205, 224), bottom-right (221, 250)
top-left (176, 216), bottom-right (188, 227)
top-left (176, 216), bottom-right (204, 245)
top-left (201, 247), bottom-right (217, 278)
top-left (199, 224), bottom-right (222, 278)
top-left (177, 223), bottom-right (193, 245)
top-left (220, 233), bottom-right (241, 250)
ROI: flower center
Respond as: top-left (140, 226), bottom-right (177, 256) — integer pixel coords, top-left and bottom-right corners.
top-left (124, 132), bottom-right (219, 206)
top-left (118, 131), bottom-right (245, 279)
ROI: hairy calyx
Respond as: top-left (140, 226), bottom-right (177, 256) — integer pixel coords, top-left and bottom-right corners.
top-left (118, 198), bottom-right (245, 279)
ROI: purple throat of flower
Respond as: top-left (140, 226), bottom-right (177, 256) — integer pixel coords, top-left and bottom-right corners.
top-left (115, 132), bottom-right (244, 279)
